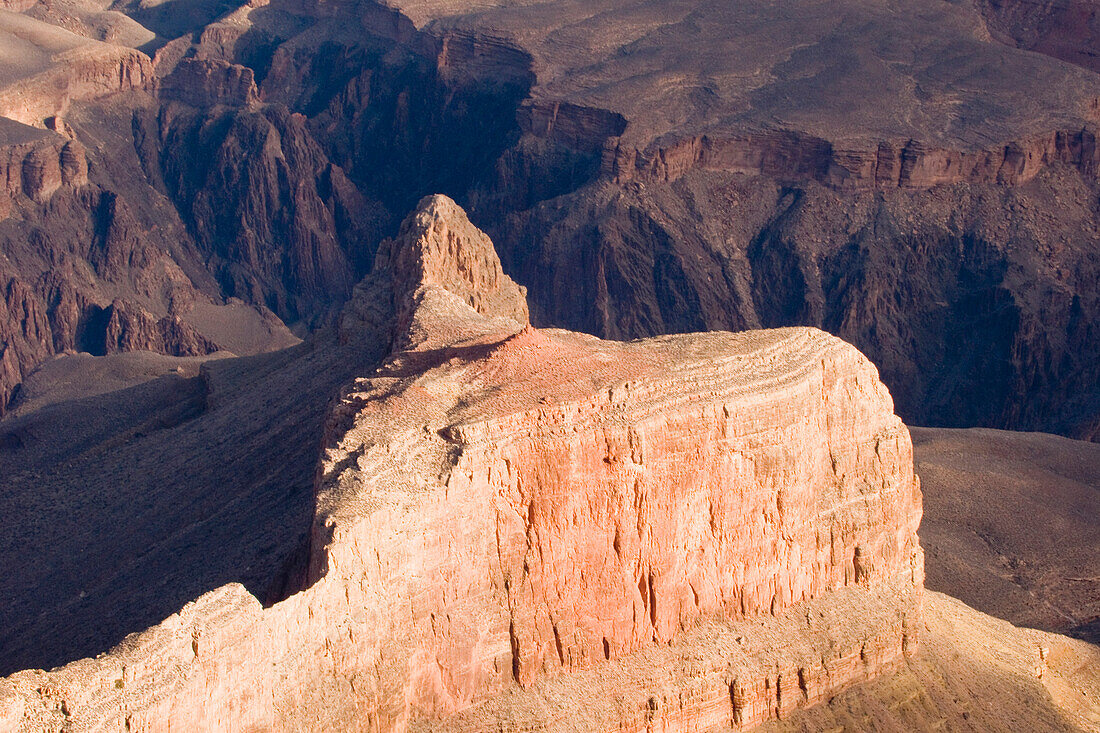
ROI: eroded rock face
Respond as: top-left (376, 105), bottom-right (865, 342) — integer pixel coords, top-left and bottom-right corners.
top-left (389, 194), bottom-right (529, 325)
top-left (185, 0), bottom-right (1100, 441)
top-left (975, 0), bottom-right (1100, 76)
top-left (0, 196), bottom-right (923, 732)
top-left (4, 0), bottom-right (1100, 441)
top-left (156, 103), bottom-right (386, 324)
top-left (0, 123), bottom-right (87, 205)
top-left (0, 2), bottom-right (391, 415)
top-left (0, 12), bottom-right (154, 127)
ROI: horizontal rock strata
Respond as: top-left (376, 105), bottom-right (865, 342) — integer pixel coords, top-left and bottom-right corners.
top-left (0, 196), bottom-right (923, 731)
top-left (607, 128), bottom-right (1100, 190)
top-left (0, 12), bottom-right (154, 127)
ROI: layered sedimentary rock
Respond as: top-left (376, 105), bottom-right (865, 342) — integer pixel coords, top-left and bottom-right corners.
top-left (0, 196), bottom-right (923, 731)
top-left (4, 0), bottom-right (1100, 440)
top-left (768, 590), bottom-right (1100, 733)
top-left (0, 10), bottom-right (153, 126)
top-left (0, 11), bottom-right (387, 413)
top-left (608, 128), bottom-right (1100, 190)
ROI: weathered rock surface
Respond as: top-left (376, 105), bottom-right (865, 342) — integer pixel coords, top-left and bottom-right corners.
top-left (0, 120), bottom-right (87, 204)
top-left (4, 0), bottom-right (1100, 441)
top-left (0, 0), bottom-right (393, 414)
top-left (763, 590), bottom-right (1100, 733)
top-left (0, 195), bottom-right (923, 730)
top-left (156, 102), bottom-right (387, 324)
top-left (975, 0), bottom-right (1100, 77)
top-left (494, 169), bottom-right (1100, 440)
top-left (0, 9), bottom-right (153, 126)
top-left (0, 42), bottom-right (384, 414)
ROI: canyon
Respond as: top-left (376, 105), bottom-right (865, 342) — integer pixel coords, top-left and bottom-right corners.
top-left (0, 0), bottom-right (1098, 729)
top-left (0, 0), bottom-right (1096, 440)
top-left (0, 195), bottom-right (1096, 732)
top-left (0, 194), bottom-right (926, 730)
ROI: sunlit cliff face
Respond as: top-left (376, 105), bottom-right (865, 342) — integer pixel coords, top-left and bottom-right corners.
top-left (0, 194), bottom-right (922, 731)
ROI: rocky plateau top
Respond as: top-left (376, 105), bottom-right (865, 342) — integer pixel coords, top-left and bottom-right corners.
top-left (0, 194), bottom-right (927, 732)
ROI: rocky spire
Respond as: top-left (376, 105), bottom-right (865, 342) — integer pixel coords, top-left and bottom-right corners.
top-left (341, 194), bottom-right (529, 345)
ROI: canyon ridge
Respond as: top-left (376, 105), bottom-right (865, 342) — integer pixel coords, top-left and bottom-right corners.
top-left (0, 0), bottom-right (1098, 729)
top-left (1, 196), bottom-right (1097, 731)
top-left (0, 0), bottom-right (1098, 440)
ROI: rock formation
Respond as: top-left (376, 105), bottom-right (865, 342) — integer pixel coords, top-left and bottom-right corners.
top-left (0, 0), bottom-right (391, 415)
top-left (2, 0), bottom-right (1100, 440)
top-left (0, 121), bottom-right (86, 205)
top-left (0, 195), bottom-right (924, 731)
top-left (0, 10), bottom-right (153, 127)
top-left (975, 0), bottom-right (1100, 77)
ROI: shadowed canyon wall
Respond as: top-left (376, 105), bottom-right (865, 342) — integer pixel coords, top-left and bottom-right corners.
top-left (162, 0), bottom-right (1100, 440)
top-left (2, 0), bottom-right (1099, 440)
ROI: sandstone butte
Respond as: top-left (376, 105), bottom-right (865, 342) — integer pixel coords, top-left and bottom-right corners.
top-left (0, 195), bottom-right (925, 731)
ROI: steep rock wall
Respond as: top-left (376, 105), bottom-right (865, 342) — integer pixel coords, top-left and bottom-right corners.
top-left (49, 0), bottom-right (1093, 441)
top-left (0, 196), bottom-right (923, 731)
top-left (0, 123), bottom-right (87, 207)
top-left (607, 127), bottom-right (1100, 190)
top-left (489, 168), bottom-right (1100, 441)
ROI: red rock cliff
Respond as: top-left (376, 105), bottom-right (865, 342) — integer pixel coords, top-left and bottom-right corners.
top-left (0, 196), bottom-right (923, 732)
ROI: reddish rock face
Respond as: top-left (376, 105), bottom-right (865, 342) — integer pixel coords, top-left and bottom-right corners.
top-left (0, 127), bottom-right (87, 206)
top-left (398, 323), bottom-right (921, 691)
top-left (4, 0), bottom-right (1100, 442)
top-left (160, 58), bottom-right (259, 108)
top-left (609, 128), bottom-right (1100, 190)
top-left (0, 196), bottom-right (922, 732)
top-left (389, 194), bottom-right (529, 325)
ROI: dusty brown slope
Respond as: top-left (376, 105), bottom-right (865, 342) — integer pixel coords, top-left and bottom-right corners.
top-left (974, 0), bottom-right (1100, 77)
top-left (760, 590), bottom-right (1100, 733)
top-left (1, 195), bottom-right (1097, 733)
top-left (914, 426), bottom-right (1100, 642)
top-left (0, 328), bottom-right (386, 674)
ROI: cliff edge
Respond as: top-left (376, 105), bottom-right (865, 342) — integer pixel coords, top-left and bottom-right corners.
top-left (0, 195), bottom-right (923, 731)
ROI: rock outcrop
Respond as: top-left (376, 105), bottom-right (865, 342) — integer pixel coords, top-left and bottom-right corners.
top-left (0, 119), bottom-right (87, 206)
top-left (159, 58), bottom-right (258, 108)
top-left (608, 128), bottom-right (1100, 190)
top-left (156, 102), bottom-right (386, 325)
top-left (0, 196), bottom-right (923, 731)
top-left (0, 10), bottom-right (154, 127)
top-left (123, 0), bottom-right (1098, 442)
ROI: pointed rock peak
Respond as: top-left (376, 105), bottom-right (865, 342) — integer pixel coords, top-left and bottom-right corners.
top-left (339, 195), bottom-right (529, 348)
top-left (391, 194), bottom-right (529, 325)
